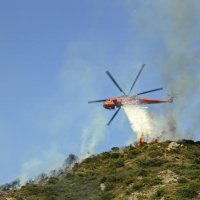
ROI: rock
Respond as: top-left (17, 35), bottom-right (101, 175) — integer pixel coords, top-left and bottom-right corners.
top-left (128, 186), bottom-right (160, 200)
top-left (0, 191), bottom-right (5, 196)
top-left (100, 183), bottom-right (106, 191)
top-left (167, 142), bottom-right (180, 151)
top-left (158, 169), bottom-right (178, 184)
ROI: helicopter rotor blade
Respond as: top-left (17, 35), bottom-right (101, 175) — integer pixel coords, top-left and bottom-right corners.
top-left (106, 71), bottom-right (127, 96)
top-left (128, 64), bottom-right (145, 96)
top-left (88, 99), bottom-right (107, 103)
top-left (137, 88), bottom-right (163, 95)
top-left (107, 107), bottom-right (121, 126)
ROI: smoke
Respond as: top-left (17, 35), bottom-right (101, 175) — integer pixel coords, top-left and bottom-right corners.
top-left (80, 109), bottom-right (107, 159)
top-left (123, 105), bottom-right (182, 142)
top-left (19, 145), bottom-right (65, 186)
top-left (125, 1), bottom-right (200, 140)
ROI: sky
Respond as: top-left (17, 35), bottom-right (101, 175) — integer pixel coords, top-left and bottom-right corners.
top-left (0, 0), bottom-right (200, 185)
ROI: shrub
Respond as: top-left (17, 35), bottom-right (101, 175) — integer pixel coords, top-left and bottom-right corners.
top-left (16, 196), bottom-right (24, 200)
top-left (155, 188), bottom-right (167, 198)
top-left (100, 192), bottom-right (114, 200)
top-left (111, 153), bottom-right (121, 159)
top-left (178, 177), bottom-right (188, 184)
top-left (130, 148), bottom-right (142, 155)
top-left (82, 157), bottom-right (93, 164)
top-left (101, 152), bottom-right (111, 159)
top-left (105, 182), bottom-right (115, 191)
top-left (181, 140), bottom-right (195, 145)
top-left (100, 176), bottom-right (107, 183)
top-left (195, 141), bottom-right (200, 145)
top-left (104, 175), bottom-right (120, 183)
top-left (111, 147), bottom-right (119, 151)
top-left (142, 177), bottom-right (162, 186)
top-left (194, 158), bottom-right (200, 164)
top-left (137, 169), bottom-right (148, 177)
top-left (125, 178), bottom-right (134, 185)
top-left (128, 145), bottom-right (135, 150)
top-left (72, 163), bottom-right (79, 170)
top-left (63, 154), bottom-right (78, 168)
top-left (113, 159), bottom-right (124, 168)
top-left (132, 182), bottom-right (143, 190)
top-left (137, 158), bottom-right (166, 167)
top-left (127, 152), bottom-right (135, 159)
top-left (48, 177), bottom-right (59, 184)
top-left (23, 184), bottom-right (40, 195)
top-left (148, 150), bottom-right (163, 158)
top-left (177, 188), bottom-right (198, 198)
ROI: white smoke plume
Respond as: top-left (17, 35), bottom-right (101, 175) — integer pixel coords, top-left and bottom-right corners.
top-left (125, 1), bottom-right (200, 140)
top-left (19, 145), bottom-right (65, 186)
top-left (80, 109), bottom-right (107, 159)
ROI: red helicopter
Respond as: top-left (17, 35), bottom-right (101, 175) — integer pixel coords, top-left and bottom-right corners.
top-left (88, 64), bottom-right (173, 125)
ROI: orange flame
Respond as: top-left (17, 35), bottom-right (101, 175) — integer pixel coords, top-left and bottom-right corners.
top-left (136, 132), bottom-right (145, 147)
top-left (150, 138), bottom-right (158, 144)
top-left (136, 132), bottom-right (158, 147)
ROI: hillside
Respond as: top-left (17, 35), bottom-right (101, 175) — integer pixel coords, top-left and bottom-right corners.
top-left (1, 140), bottom-right (200, 200)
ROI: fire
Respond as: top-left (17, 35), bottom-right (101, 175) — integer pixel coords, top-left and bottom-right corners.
top-left (136, 132), bottom-right (146, 147)
top-left (136, 132), bottom-right (158, 147)
top-left (150, 138), bottom-right (158, 144)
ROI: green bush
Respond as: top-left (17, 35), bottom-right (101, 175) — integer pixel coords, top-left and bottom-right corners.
top-left (101, 152), bottom-right (111, 159)
top-left (82, 157), bottom-right (93, 164)
top-left (130, 148), bottom-right (142, 155)
top-left (16, 197), bottom-right (24, 200)
top-left (111, 147), bottom-right (119, 151)
top-left (137, 169), bottom-right (148, 177)
top-left (155, 188), bottom-right (167, 198)
top-left (132, 182), bottom-right (144, 190)
top-left (100, 176), bottom-right (107, 183)
top-left (128, 145), bottom-right (135, 150)
top-left (48, 177), bottom-right (59, 184)
top-left (23, 184), bottom-right (41, 195)
top-left (126, 152), bottom-right (135, 159)
top-left (142, 177), bottom-right (162, 186)
top-left (181, 140), bottom-right (195, 145)
top-left (125, 177), bottom-right (134, 185)
top-left (177, 188), bottom-right (198, 198)
top-left (194, 158), bottom-right (200, 164)
top-left (178, 177), bottom-right (188, 184)
top-left (113, 159), bottom-right (124, 168)
top-left (111, 152), bottom-right (121, 159)
top-left (103, 175), bottom-right (121, 183)
top-left (105, 182), bottom-right (115, 191)
top-left (137, 158), bottom-right (166, 167)
top-left (148, 150), bottom-right (163, 158)
top-left (100, 192), bottom-right (114, 200)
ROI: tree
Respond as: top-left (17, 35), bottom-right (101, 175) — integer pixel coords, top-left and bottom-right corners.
top-left (63, 154), bottom-right (78, 169)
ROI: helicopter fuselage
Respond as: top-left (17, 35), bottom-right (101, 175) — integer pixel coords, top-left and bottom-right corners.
top-left (103, 96), bottom-right (173, 110)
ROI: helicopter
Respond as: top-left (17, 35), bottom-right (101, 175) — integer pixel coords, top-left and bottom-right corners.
top-left (88, 64), bottom-right (173, 125)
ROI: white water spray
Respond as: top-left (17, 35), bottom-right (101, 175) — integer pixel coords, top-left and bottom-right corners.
top-left (123, 105), bottom-right (182, 142)
top-left (123, 105), bottom-right (170, 142)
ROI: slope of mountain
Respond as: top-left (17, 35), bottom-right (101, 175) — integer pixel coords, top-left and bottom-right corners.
top-left (1, 140), bottom-right (200, 200)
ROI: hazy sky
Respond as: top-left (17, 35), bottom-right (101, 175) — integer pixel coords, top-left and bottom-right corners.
top-left (0, 0), bottom-right (199, 184)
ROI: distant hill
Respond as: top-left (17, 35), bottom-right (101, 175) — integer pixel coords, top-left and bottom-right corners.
top-left (1, 140), bottom-right (200, 200)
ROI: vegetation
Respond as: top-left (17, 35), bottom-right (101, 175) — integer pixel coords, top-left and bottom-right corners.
top-left (1, 140), bottom-right (200, 199)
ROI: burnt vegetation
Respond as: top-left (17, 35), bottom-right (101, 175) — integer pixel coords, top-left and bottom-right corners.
top-left (1, 140), bottom-right (200, 200)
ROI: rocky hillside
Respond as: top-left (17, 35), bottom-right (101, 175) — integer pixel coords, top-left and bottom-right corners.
top-left (1, 140), bottom-right (200, 200)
